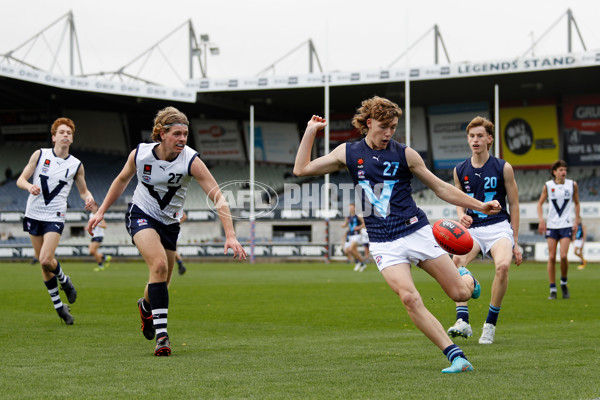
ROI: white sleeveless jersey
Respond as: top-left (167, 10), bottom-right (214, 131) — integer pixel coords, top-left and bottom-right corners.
top-left (545, 179), bottom-right (575, 229)
top-left (131, 143), bottom-right (198, 225)
top-left (25, 148), bottom-right (82, 223)
top-left (90, 212), bottom-right (105, 238)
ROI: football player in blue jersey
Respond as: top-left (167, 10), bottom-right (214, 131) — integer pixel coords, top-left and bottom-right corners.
top-left (88, 106), bottom-right (246, 356)
top-left (294, 96), bottom-right (501, 373)
top-left (341, 203), bottom-right (366, 271)
top-left (446, 116), bottom-right (522, 345)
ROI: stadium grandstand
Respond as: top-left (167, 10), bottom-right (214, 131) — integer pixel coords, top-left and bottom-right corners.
top-left (1, 10), bottom-right (600, 263)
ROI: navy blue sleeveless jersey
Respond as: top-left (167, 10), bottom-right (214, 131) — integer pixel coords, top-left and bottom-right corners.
top-left (346, 215), bottom-right (360, 239)
top-left (575, 223), bottom-right (583, 240)
top-left (345, 139), bottom-right (428, 243)
top-left (454, 156), bottom-right (510, 228)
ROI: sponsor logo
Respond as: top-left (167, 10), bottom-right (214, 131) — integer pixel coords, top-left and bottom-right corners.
top-left (440, 220), bottom-right (466, 239)
top-left (44, 159), bottom-right (51, 166)
top-left (375, 255), bottom-right (382, 265)
top-left (504, 118), bottom-right (533, 155)
top-left (143, 165), bottom-right (152, 175)
top-left (137, 218), bottom-right (148, 226)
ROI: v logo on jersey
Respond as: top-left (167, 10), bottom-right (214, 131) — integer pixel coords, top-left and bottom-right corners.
top-left (551, 198), bottom-right (570, 217)
top-left (358, 180), bottom-right (397, 218)
top-left (39, 175), bottom-right (67, 205)
top-left (142, 182), bottom-right (180, 210)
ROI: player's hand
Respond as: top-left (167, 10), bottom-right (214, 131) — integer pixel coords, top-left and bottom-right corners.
top-left (481, 200), bottom-right (501, 215)
top-left (537, 220), bottom-right (546, 235)
top-left (225, 237), bottom-right (247, 260)
top-left (459, 215), bottom-right (473, 228)
top-left (87, 212), bottom-right (103, 235)
top-left (28, 184), bottom-right (41, 196)
top-left (306, 115), bottom-right (327, 133)
top-left (84, 196), bottom-right (95, 211)
top-left (513, 244), bottom-right (523, 266)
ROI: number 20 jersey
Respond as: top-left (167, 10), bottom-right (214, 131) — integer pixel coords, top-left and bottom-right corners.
top-left (25, 148), bottom-right (81, 223)
top-left (455, 156), bottom-right (509, 228)
top-left (131, 143), bottom-right (198, 225)
top-left (346, 139), bottom-right (428, 243)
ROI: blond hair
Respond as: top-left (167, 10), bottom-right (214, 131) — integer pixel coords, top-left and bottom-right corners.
top-left (352, 96), bottom-right (402, 136)
top-left (151, 106), bottom-right (189, 142)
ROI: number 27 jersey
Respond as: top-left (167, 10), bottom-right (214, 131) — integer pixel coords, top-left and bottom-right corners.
top-left (131, 143), bottom-right (198, 225)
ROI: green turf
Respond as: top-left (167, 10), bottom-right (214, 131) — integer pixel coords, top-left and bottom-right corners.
top-left (0, 260), bottom-right (599, 399)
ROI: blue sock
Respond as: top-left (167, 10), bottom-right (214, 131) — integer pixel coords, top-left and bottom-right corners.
top-left (549, 283), bottom-right (557, 292)
top-left (456, 306), bottom-right (469, 323)
top-left (177, 259), bottom-right (183, 267)
top-left (485, 304), bottom-right (501, 325)
top-left (443, 344), bottom-right (467, 363)
top-left (148, 282), bottom-right (169, 340)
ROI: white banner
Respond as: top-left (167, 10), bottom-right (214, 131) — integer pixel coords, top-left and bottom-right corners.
top-left (191, 119), bottom-right (246, 161)
top-left (428, 103), bottom-right (489, 169)
top-left (0, 62), bottom-right (196, 102)
top-left (187, 51), bottom-right (600, 92)
top-left (243, 121), bottom-right (299, 164)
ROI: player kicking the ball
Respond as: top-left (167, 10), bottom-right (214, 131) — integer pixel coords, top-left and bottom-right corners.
top-left (447, 116), bottom-right (522, 344)
top-left (294, 97), bottom-right (501, 373)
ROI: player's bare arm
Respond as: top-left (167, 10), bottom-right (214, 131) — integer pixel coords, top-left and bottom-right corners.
top-left (74, 164), bottom-right (95, 211)
top-left (453, 167), bottom-right (472, 228)
top-left (16, 150), bottom-right (42, 195)
top-left (293, 115), bottom-right (346, 177)
top-left (573, 181), bottom-right (581, 227)
top-left (504, 162), bottom-right (522, 265)
top-left (407, 147), bottom-right (500, 215)
top-left (191, 157), bottom-right (246, 259)
top-left (87, 150), bottom-right (136, 234)
top-left (536, 184), bottom-right (548, 234)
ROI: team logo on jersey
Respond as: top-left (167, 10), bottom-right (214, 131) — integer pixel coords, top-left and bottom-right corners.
top-left (357, 170), bottom-right (365, 179)
top-left (357, 158), bottom-right (364, 169)
top-left (375, 255), bottom-right (382, 266)
top-left (465, 185), bottom-right (471, 191)
top-left (143, 165), bottom-right (152, 175)
top-left (42, 159), bottom-right (51, 174)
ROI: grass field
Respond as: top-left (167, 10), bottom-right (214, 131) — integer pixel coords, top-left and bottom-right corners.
top-left (1, 260), bottom-right (599, 399)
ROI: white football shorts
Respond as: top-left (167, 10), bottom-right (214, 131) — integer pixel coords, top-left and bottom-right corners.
top-left (469, 220), bottom-right (514, 255)
top-left (369, 225), bottom-right (447, 272)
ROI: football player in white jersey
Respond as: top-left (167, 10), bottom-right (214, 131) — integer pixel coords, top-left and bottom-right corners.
top-left (537, 160), bottom-right (581, 299)
top-left (17, 117), bottom-right (95, 325)
top-left (87, 106), bottom-right (246, 356)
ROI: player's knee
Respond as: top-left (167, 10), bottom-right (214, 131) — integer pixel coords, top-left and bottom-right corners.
top-left (495, 262), bottom-right (510, 278)
top-left (453, 287), bottom-right (472, 302)
top-left (39, 257), bottom-right (54, 271)
top-left (399, 291), bottom-right (423, 311)
top-left (150, 262), bottom-right (168, 277)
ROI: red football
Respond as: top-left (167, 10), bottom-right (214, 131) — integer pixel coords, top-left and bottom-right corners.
top-left (432, 219), bottom-right (473, 255)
